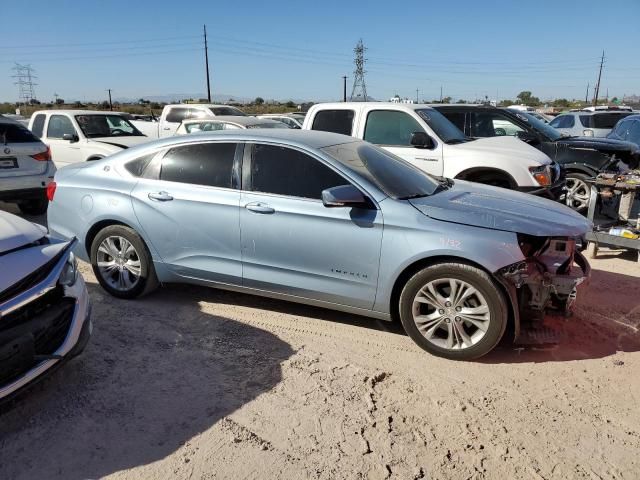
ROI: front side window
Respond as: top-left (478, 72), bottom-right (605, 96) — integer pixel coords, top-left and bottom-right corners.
top-left (160, 143), bottom-right (236, 188)
top-left (31, 114), bottom-right (46, 138)
top-left (210, 106), bottom-right (246, 116)
top-left (440, 111), bottom-right (466, 132)
top-left (185, 121), bottom-right (224, 133)
top-left (250, 144), bottom-right (347, 199)
top-left (47, 115), bottom-right (76, 139)
top-left (628, 121), bottom-right (640, 145)
top-left (471, 112), bottom-right (524, 137)
top-left (364, 110), bottom-right (426, 146)
top-left (550, 115), bottom-right (575, 129)
top-left (311, 110), bottom-right (355, 135)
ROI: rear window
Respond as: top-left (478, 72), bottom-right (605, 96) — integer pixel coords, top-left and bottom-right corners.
top-left (592, 112), bottom-right (632, 129)
top-left (0, 122), bottom-right (40, 143)
top-left (311, 110), bottom-right (355, 135)
top-left (210, 107), bottom-right (246, 116)
top-left (31, 114), bottom-right (46, 138)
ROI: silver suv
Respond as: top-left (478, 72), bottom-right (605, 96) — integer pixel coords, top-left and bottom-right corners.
top-left (0, 116), bottom-right (56, 215)
top-left (550, 110), bottom-right (633, 138)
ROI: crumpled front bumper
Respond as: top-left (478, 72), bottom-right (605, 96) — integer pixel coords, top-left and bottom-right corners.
top-left (0, 241), bottom-right (91, 403)
top-left (496, 248), bottom-right (591, 340)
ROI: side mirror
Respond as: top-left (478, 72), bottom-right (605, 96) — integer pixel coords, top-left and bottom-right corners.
top-left (516, 131), bottom-right (540, 145)
top-left (410, 131), bottom-right (435, 149)
top-left (62, 133), bottom-right (79, 143)
top-left (322, 185), bottom-right (372, 209)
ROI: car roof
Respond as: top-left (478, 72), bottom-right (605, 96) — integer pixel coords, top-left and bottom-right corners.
top-left (138, 128), bottom-right (360, 150)
top-left (312, 102), bottom-right (435, 111)
top-left (32, 110), bottom-right (129, 116)
top-left (182, 116), bottom-right (282, 126)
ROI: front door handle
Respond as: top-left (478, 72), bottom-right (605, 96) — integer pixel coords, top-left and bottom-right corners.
top-left (163, 127), bottom-right (172, 130)
top-left (245, 202), bottom-right (275, 214)
top-left (148, 191), bottom-right (173, 202)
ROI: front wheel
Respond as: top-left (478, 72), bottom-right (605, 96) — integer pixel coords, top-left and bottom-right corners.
top-left (399, 263), bottom-right (508, 360)
top-left (563, 173), bottom-right (591, 213)
top-left (90, 225), bottom-right (158, 299)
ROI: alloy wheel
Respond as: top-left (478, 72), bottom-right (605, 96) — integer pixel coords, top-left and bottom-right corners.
top-left (564, 177), bottom-right (590, 212)
top-left (411, 278), bottom-right (491, 350)
top-left (96, 236), bottom-right (142, 291)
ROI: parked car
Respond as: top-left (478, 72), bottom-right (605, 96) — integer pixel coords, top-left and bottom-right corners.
top-left (607, 114), bottom-right (640, 148)
top-left (0, 210), bottom-right (91, 403)
top-left (256, 114), bottom-right (303, 129)
top-left (28, 110), bottom-right (150, 168)
top-left (175, 116), bottom-right (290, 135)
top-left (0, 116), bottom-right (56, 215)
top-left (433, 105), bottom-right (640, 212)
top-left (303, 102), bottom-right (564, 200)
top-left (131, 104), bottom-right (248, 139)
top-left (549, 110), bottom-right (633, 138)
top-left (47, 130), bottom-right (590, 360)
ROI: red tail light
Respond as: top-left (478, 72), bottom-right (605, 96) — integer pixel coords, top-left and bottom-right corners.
top-left (31, 146), bottom-right (51, 162)
top-left (46, 181), bottom-right (57, 201)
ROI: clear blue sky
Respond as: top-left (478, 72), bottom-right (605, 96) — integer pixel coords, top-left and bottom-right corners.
top-left (2, 0), bottom-right (639, 104)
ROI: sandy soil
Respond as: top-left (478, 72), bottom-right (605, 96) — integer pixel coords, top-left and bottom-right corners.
top-left (1, 204), bottom-right (639, 479)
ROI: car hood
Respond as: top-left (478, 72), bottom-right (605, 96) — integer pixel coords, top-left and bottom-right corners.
top-left (451, 136), bottom-right (552, 166)
top-left (0, 211), bottom-right (46, 254)
top-left (557, 136), bottom-right (639, 153)
top-left (91, 136), bottom-right (149, 149)
top-left (409, 180), bottom-right (591, 237)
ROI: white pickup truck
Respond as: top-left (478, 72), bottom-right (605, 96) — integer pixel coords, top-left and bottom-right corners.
top-left (131, 103), bottom-right (248, 139)
top-left (303, 102), bottom-right (565, 199)
top-left (28, 110), bottom-right (151, 168)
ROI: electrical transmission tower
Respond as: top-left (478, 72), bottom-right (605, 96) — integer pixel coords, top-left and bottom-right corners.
top-left (12, 63), bottom-right (38, 106)
top-left (350, 39), bottom-right (368, 101)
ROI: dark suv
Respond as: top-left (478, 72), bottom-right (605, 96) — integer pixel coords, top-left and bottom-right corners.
top-left (433, 105), bottom-right (640, 212)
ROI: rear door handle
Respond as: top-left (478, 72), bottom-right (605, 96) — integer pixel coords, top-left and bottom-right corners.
top-left (148, 191), bottom-right (173, 202)
top-left (163, 127), bottom-right (172, 131)
top-left (245, 202), bottom-right (275, 214)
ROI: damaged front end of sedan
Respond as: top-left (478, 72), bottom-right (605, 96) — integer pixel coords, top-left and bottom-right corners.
top-left (496, 234), bottom-right (591, 338)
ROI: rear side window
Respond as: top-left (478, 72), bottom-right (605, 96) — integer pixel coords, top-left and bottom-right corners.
top-left (185, 122), bottom-right (224, 133)
top-left (46, 115), bottom-right (77, 139)
top-left (160, 143), bottom-right (237, 188)
top-left (592, 113), bottom-right (632, 129)
top-left (579, 115), bottom-right (592, 128)
top-left (0, 122), bottom-right (40, 143)
top-left (311, 110), bottom-right (354, 135)
top-left (165, 108), bottom-right (190, 124)
top-left (31, 114), bottom-right (46, 138)
top-left (125, 153), bottom-right (157, 177)
top-left (210, 107), bottom-right (246, 116)
top-left (250, 144), bottom-right (347, 199)
top-left (364, 110), bottom-right (425, 146)
top-left (550, 115), bottom-right (575, 129)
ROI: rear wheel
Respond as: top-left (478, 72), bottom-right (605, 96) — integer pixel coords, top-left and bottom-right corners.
top-left (90, 225), bottom-right (158, 299)
top-left (17, 197), bottom-right (48, 215)
top-left (399, 263), bottom-right (508, 360)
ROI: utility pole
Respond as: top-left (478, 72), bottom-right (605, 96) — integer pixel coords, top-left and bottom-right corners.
top-left (350, 39), bottom-right (368, 101)
top-left (54, 93), bottom-right (59, 105)
top-left (204, 24), bottom-right (211, 102)
top-left (342, 76), bottom-right (347, 102)
top-left (107, 89), bottom-right (113, 111)
top-left (585, 83), bottom-right (589, 104)
top-left (416, 88), bottom-right (419, 103)
top-left (440, 85), bottom-right (443, 102)
top-left (593, 50), bottom-right (605, 106)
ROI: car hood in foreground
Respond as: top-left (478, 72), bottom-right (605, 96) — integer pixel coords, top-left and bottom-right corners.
top-left (452, 136), bottom-right (552, 166)
top-left (0, 211), bottom-right (45, 254)
top-left (92, 136), bottom-right (150, 149)
top-left (409, 180), bottom-right (591, 237)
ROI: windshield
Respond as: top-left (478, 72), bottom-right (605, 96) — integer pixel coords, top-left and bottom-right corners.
top-left (210, 107), bottom-right (246, 116)
top-left (415, 108), bottom-right (470, 144)
top-left (518, 111), bottom-right (563, 141)
top-left (322, 142), bottom-right (439, 199)
top-left (75, 115), bottom-right (144, 138)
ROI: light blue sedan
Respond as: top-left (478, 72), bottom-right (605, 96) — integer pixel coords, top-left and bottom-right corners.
top-left (47, 130), bottom-right (591, 359)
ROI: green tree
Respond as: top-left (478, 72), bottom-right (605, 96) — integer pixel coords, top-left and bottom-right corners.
top-left (55, 98), bottom-right (64, 105)
top-left (516, 91), bottom-right (541, 106)
top-left (254, 97), bottom-right (265, 105)
top-left (441, 96), bottom-right (452, 104)
top-left (455, 99), bottom-right (467, 104)
top-left (552, 98), bottom-right (571, 108)
top-left (285, 100), bottom-right (296, 108)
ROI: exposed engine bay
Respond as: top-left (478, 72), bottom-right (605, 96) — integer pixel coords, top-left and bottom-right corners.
top-left (498, 234), bottom-right (591, 333)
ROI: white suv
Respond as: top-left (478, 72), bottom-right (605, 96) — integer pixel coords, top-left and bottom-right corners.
top-left (0, 116), bottom-right (56, 215)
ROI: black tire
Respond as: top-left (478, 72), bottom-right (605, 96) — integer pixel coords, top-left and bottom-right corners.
top-left (398, 263), bottom-right (508, 360)
top-left (17, 197), bottom-right (48, 215)
top-left (90, 225), bottom-right (158, 299)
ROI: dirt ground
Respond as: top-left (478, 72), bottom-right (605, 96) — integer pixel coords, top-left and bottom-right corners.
top-left (1, 203), bottom-right (639, 479)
